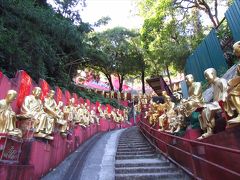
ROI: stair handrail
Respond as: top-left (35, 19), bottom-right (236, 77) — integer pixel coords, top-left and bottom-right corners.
top-left (139, 120), bottom-right (240, 179)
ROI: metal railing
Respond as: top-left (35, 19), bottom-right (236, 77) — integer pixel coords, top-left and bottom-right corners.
top-left (138, 120), bottom-right (240, 180)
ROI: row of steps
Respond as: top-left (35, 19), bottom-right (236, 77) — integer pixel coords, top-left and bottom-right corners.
top-left (115, 127), bottom-right (188, 180)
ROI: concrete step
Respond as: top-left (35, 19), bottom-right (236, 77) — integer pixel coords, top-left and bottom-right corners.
top-left (119, 138), bottom-right (145, 141)
top-left (116, 154), bottom-right (156, 160)
top-left (117, 147), bottom-right (153, 153)
top-left (115, 166), bottom-right (177, 174)
top-left (119, 138), bottom-right (144, 140)
top-left (118, 140), bottom-right (147, 144)
top-left (116, 151), bottom-right (154, 156)
top-left (115, 172), bottom-right (183, 180)
top-left (118, 142), bottom-right (149, 146)
top-left (117, 145), bottom-right (150, 148)
top-left (115, 159), bottom-right (169, 168)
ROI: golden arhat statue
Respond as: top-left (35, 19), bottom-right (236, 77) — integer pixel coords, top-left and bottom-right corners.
top-left (0, 90), bottom-right (22, 137)
top-left (20, 87), bottom-right (54, 140)
top-left (224, 41), bottom-right (240, 124)
top-left (181, 74), bottom-right (203, 117)
top-left (44, 90), bottom-right (67, 136)
top-left (198, 68), bottom-right (228, 139)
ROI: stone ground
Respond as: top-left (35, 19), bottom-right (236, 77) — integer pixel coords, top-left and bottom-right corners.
top-left (42, 129), bottom-right (124, 180)
top-left (42, 127), bottom-right (189, 180)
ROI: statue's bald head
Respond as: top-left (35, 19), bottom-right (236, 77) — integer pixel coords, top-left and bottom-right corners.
top-left (48, 90), bottom-right (55, 98)
top-left (32, 87), bottom-right (42, 98)
top-left (204, 68), bottom-right (217, 84)
top-left (233, 41), bottom-right (240, 59)
top-left (5, 90), bottom-right (17, 103)
top-left (185, 74), bottom-right (194, 86)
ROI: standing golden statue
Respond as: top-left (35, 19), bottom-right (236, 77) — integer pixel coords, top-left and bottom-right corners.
top-left (224, 41), bottom-right (240, 124)
top-left (198, 68), bottom-right (228, 139)
top-left (0, 90), bottom-right (22, 137)
top-left (20, 87), bottom-right (54, 140)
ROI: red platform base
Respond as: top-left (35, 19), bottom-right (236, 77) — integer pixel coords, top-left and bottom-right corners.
top-left (0, 134), bottom-right (22, 163)
top-left (0, 164), bottom-right (34, 180)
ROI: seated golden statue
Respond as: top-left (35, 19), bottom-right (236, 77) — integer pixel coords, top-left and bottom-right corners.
top-left (80, 103), bottom-right (90, 126)
top-left (110, 91), bottom-right (114, 99)
top-left (224, 41), bottom-right (240, 124)
top-left (90, 107), bottom-right (99, 125)
top-left (140, 94), bottom-right (148, 109)
top-left (116, 109), bottom-right (124, 123)
top-left (181, 74), bottom-right (204, 117)
top-left (165, 109), bottom-right (177, 133)
top-left (98, 105), bottom-right (105, 118)
top-left (111, 109), bottom-right (118, 122)
top-left (55, 101), bottom-right (68, 134)
top-left (102, 91), bottom-right (105, 97)
top-left (174, 108), bottom-right (185, 133)
top-left (117, 91), bottom-right (121, 101)
top-left (124, 92), bottom-right (128, 101)
top-left (198, 68), bottom-right (228, 139)
top-left (158, 96), bottom-right (175, 131)
top-left (0, 90), bottom-right (22, 137)
top-left (20, 87), bottom-right (54, 140)
top-left (75, 104), bottom-right (87, 127)
top-left (63, 98), bottom-right (76, 123)
top-left (123, 108), bottom-right (128, 121)
top-left (145, 101), bottom-right (158, 125)
top-left (44, 90), bottom-right (67, 136)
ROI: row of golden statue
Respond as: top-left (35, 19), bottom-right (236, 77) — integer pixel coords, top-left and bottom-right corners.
top-left (103, 90), bottom-right (129, 101)
top-left (144, 41), bottom-right (240, 139)
top-left (0, 88), bottom-right (129, 140)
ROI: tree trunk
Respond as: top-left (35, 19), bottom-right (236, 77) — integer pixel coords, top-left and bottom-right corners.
top-left (165, 64), bottom-right (173, 92)
top-left (105, 73), bottom-right (114, 90)
top-left (118, 74), bottom-right (124, 92)
top-left (141, 66), bottom-right (145, 94)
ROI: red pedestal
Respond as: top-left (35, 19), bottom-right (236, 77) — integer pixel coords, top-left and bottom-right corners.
top-left (99, 118), bottom-right (110, 132)
top-left (21, 140), bottom-right (52, 179)
top-left (0, 164), bottom-right (34, 180)
top-left (16, 120), bottom-right (34, 140)
top-left (110, 121), bottom-right (116, 130)
top-left (0, 134), bottom-right (22, 163)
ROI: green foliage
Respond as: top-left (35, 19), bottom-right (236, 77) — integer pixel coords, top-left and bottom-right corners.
top-left (86, 27), bottom-right (145, 91)
top-left (0, 0), bottom-right (123, 108)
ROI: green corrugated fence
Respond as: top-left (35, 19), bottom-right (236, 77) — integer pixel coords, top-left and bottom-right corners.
top-left (185, 30), bottom-right (228, 82)
top-left (225, 0), bottom-right (240, 41)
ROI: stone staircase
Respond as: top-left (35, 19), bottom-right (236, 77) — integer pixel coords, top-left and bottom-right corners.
top-left (115, 127), bottom-right (189, 180)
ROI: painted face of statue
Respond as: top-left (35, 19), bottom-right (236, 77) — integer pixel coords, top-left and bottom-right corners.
top-left (185, 74), bottom-right (194, 87)
top-left (204, 68), bottom-right (216, 84)
top-left (5, 90), bottom-right (17, 103)
top-left (32, 87), bottom-right (42, 99)
top-left (48, 90), bottom-right (55, 98)
top-left (233, 41), bottom-right (240, 59)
